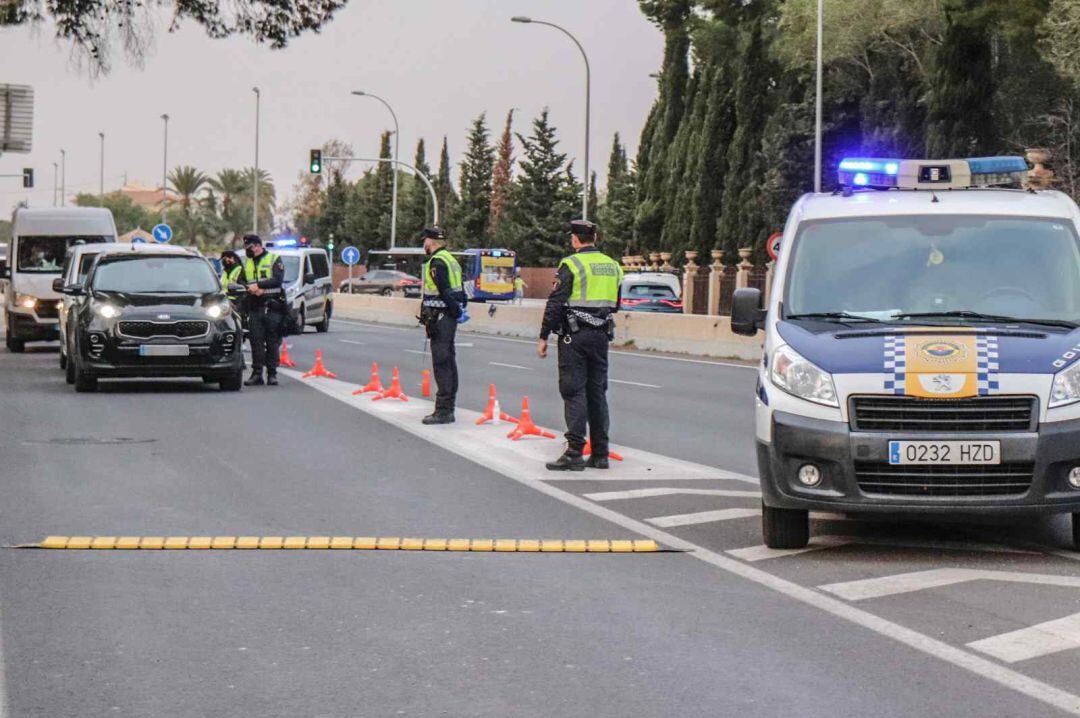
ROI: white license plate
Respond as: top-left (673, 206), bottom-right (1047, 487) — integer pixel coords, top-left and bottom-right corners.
top-left (139, 344), bottom-right (190, 357)
top-left (888, 440), bottom-right (1000, 465)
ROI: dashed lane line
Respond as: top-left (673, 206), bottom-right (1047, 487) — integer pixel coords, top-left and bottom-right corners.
top-left (585, 487), bottom-right (761, 501)
top-left (489, 361), bottom-right (532, 371)
top-left (610, 379), bottom-right (661, 388)
top-left (280, 368), bottom-right (1080, 716)
top-left (338, 339), bottom-right (365, 346)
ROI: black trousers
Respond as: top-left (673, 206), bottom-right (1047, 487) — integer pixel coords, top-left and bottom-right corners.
top-left (249, 305), bottom-right (283, 374)
top-left (557, 328), bottom-right (610, 455)
top-left (428, 311), bottom-right (458, 414)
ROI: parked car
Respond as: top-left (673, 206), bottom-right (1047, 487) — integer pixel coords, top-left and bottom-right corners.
top-left (339, 269), bottom-right (422, 298)
top-left (620, 280), bottom-right (684, 313)
top-left (621, 271), bottom-right (681, 298)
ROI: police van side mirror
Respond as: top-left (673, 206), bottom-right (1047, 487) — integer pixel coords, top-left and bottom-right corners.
top-left (731, 287), bottom-right (765, 336)
top-left (304, 273), bottom-right (316, 285)
top-left (52, 278), bottom-right (64, 293)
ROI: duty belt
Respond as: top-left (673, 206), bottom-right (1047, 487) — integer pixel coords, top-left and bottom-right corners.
top-left (422, 298), bottom-right (447, 308)
top-left (569, 308), bottom-right (606, 328)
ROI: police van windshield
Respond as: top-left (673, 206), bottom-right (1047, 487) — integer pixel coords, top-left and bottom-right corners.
top-left (281, 256), bottom-right (301, 284)
top-left (18, 236), bottom-right (110, 273)
top-left (784, 216), bottom-right (1080, 324)
top-left (92, 256), bottom-right (219, 294)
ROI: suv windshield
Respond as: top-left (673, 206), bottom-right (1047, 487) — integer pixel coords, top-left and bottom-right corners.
top-left (92, 256), bottom-right (219, 293)
top-left (784, 215), bottom-right (1080, 323)
top-left (18, 236), bottom-right (110, 273)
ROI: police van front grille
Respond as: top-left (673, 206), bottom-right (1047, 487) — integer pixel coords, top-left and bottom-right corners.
top-left (849, 396), bottom-right (1037, 433)
top-left (854, 462), bottom-right (1035, 497)
top-left (117, 320), bottom-right (209, 339)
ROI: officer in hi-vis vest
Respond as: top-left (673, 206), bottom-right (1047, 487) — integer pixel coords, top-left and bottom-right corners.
top-left (419, 227), bottom-right (467, 424)
top-left (220, 250), bottom-right (244, 302)
top-left (537, 220), bottom-right (622, 471)
top-left (240, 234), bottom-right (286, 386)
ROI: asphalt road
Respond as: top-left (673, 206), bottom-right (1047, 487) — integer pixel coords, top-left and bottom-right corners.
top-left (0, 321), bottom-right (1079, 717)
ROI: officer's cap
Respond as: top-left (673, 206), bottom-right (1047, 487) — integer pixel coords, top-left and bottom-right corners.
top-left (420, 227), bottom-right (446, 241)
top-left (569, 219), bottom-right (598, 239)
top-left (242, 234), bottom-right (263, 247)
top-left (220, 249), bottom-right (241, 261)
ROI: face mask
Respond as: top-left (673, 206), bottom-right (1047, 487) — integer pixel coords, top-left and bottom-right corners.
top-left (245, 248), bottom-right (255, 258)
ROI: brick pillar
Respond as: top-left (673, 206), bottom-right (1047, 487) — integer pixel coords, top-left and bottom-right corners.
top-left (707, 249), bottom-right (724, 316)
top-left (682, 250), bottom-right (698, 314)
top-left (736, 247), bottom-right (753, 289)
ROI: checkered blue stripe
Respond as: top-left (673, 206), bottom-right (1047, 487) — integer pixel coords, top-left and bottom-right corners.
top-left (883, 336), bottom-right (906, 395)
top-left (976, 335), bottom-right (1000, 395)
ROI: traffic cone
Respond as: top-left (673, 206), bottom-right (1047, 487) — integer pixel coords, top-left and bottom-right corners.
top-left (421, 370), bottom-right (431, 398)
top-left (476, 384), bottom-right (519, 425)
top-left (279, 341), bottom-right (297, 368)
top-left (352, 362), bottom-right (383, 395)
top-left (302, 349), bottom-right (337, 379)
top-left (507, 397), bottom-right (555, 441)
top-left (583, 438), bottom-right (623, 462)
top-left (373, 367), bottom-right (408, 402)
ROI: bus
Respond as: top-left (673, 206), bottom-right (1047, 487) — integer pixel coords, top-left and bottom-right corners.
top-left (366, 247), bottom-right (517, 302)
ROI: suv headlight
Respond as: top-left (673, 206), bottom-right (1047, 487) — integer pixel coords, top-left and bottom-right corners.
top-left (15, 293), bottom-right (37, 309)
top-left (1051, 361), bottom-right (1080, 408)
top-left (205, 302), bottom-right (229, 319)
top-left (770, 344), bottom-right (838, 407)
top-left (92, 302), bottom-right (120, 319)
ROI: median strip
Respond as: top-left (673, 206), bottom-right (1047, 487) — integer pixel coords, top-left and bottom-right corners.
top-left (27, 536), bottom-right (664, 553)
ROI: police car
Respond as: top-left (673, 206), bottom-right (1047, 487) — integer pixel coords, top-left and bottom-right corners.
top-left (732, 156), bottom-right (1080, 550)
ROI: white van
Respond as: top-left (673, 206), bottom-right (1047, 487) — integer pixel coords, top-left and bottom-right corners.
top-left (3, 207), bottom-right (117, 352)
top-left (732, 156), bottom-right (1080, 551)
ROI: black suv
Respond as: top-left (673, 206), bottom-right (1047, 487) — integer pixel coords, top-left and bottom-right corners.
top-left (64, 251), bottom-right (244, 392)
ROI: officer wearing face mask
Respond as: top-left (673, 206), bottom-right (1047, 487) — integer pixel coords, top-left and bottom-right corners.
top-left (418, 227), bottom-right (467, 424)
top-left (240, 234), bottom-right (285, 386)
top-left (220, 250), bottom-right (244, 303)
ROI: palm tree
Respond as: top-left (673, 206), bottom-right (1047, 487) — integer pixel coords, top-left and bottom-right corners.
top-left (208, 169), bottom-right (249, 246)
top-left (239, 167), bottom-right (277, 234)
top-left (167, 166), bottom-right (209, 246)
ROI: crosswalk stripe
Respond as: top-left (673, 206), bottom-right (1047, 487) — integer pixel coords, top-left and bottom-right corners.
top-left (646, 508), bottom-right (760, 528)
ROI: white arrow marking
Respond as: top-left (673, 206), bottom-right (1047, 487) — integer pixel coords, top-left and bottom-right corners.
top-left (585, 487), bottom-right (761, 501)
top-left (646, 508), bottom-right (760, 527)
top-left (820, 568), bottom-right (1080, 602)
top-left (969, 613), bottom-right (1080, 663)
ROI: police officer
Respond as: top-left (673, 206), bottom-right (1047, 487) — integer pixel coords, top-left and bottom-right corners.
top-left (537, 220), bottom-right (622, 471)
top-left (240, 234), bottom-right (286, 386)
top-left (419, 227), bottom-right (467, 424)
top-left (220, 250), bottom-right (244, 302)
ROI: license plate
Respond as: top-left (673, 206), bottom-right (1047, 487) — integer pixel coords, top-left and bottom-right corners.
top-left (888, 440), bottom-right (1000, 465)
top-left (139, 344), bottom-right (189, 357)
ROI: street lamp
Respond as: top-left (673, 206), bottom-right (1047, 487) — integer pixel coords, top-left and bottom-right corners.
top-left (252, 87), bottom-right (261, 236)
top-left (60, 149), bottom-right (66, 206)
top-left (814, 0), bottom-right (823, 193)
top-left (512, 16), bottom-right (591, 220)
top-left (351, 90), bottom-right (400, 248)
top-left (160, 113), bottom-right (169, 223)
top-left (98, 132), bottom-right (105, 206)
top-left (51, 162), bottom-right (58, 206)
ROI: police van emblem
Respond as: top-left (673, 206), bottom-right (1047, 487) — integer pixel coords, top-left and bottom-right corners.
top-left (917, 339), bottom-right (966, 364)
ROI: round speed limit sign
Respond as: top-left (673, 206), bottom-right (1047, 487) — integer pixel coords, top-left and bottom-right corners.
top-left (766, 232), bottom-right (783, 261)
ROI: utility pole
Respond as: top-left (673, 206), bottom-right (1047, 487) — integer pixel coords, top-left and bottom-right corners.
top-left (813, 0), bottom-right (824, 193)
top-left (252, 87), bottom-right (260, 236)
top-left (160, 113), bottom-right (169, 223)
top-left (99, 132), bottom-right (105, 206)
top-left (52, 162), bottom-right (58, 206)
top-left (60, 149), bottom-right (66, 206)
top-left (351, 91), bottom-right (400, 247)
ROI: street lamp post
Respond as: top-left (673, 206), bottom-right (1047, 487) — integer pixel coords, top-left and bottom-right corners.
top-left (323, 154), bottom-right (439, 227)
top-left (814, 0), bottom-right (824, 193)
top-left (98, 132), bottom-right (105, 206)
top-left (351, 90), bottom-right (400, 248)
top-left (160, 113), bottom-right (169, 223)
top-left (512, 16), bottom-right (591, 220)
top-left (252, 87), bottom-right (260, 236)
top-left (52, 162), bottom-right (58, 207)
top-left (60, 149), bottom-right (66, 206)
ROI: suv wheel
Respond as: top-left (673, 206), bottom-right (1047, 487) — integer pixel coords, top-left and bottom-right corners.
top-left (316, 301), bottom-right (331, 333)
top-left (59, 343), bottom-right (68, 370)
top-left (761, 503), bottom-right (809, 549)
top-left (73, 355), bottom-right (98, 393)
top-left (1072, 513), bottom-right (1080, 551)
top-left (219, 370), bottom-right (243, 392)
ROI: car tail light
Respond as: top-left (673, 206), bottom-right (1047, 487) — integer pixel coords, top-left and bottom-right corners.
top-left (622, 298), bottom-right (645, 306)
top-left (660, 300), bottom-right (682, 309)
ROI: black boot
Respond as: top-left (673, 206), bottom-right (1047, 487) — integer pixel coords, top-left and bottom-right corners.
top-left (422, 412), bottom-right (455, 425)
top-left (245, 370), bottom-right (264, 386)
top-left (545, 449), bottom-right (585, 472)
top-left (266, 373), bottom-right (278, 386)
top-left (585, 455), bottom-right (610, 470)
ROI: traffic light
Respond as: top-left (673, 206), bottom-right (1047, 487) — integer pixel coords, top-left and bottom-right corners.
top-left (22, 168), bottom-right (33, 188)
top-left (309, 149), bottom-right (322, 174)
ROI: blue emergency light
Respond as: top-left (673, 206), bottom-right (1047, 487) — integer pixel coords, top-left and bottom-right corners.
top-left (269, 237), bottom-right (298, 248)
top-left (837, 156), bottom-right (1028, 190)
top-left (837, 158), bottom-right (900, 189)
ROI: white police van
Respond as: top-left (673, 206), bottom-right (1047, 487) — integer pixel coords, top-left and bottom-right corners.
top-left (732, 156), bottom-right (1080, 550)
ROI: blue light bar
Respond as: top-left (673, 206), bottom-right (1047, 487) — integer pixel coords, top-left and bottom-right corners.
top-left (270, 238), bottom-right (298, 248)
top-left (967, 156), bottom-right (1028, 175)
top-left (838, 158), bottom-right (900, 176)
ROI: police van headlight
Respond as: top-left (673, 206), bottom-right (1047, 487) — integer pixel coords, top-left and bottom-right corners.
top-left (15, 293), bottom-right (37, 309)
top-left (1050, 361), bottom-right (1080, 408)
top-left (770, 344), bottom-right (838, 407)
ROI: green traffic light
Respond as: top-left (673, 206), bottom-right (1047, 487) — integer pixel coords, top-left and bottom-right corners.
top-left (309, 149), bottom-right (322, 174)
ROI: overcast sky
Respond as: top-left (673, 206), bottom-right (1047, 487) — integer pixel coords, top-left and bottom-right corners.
top-left (0, 0), bottom-right (664, 221)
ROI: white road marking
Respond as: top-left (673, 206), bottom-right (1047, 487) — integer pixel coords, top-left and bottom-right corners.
top-left (820, 568), bottom-right (1080, 602)
top-left (0, 598), bottom-right (7, 718)
top-left (489, 361), bottom-right (532, 371)
top-left (468, 332), bottom-right (757, 369)
top-left (282, 369), bottom-right (1080, 716)
top-left (543, 471), bottom-right (760, 484)
top-left (610, 379), bottom-right (661, 388)
top-left (457, 343), bottom-right (474, 348)
top-left (646, 508), bottom-right (761, 528)
top-left (331, 318), bottom-right (413, 332)
top-left (338, 339), bottom-right (365, 345)
top-left (729, 536), bottom-right (856, 562)
top-left (969, 613), bottom-right (1080, 664)
top-left (585, 487), bottom-right (761, 501)
top-left (403, 349), bottom-right (426, 355)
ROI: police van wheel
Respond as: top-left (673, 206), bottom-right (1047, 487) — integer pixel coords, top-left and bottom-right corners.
top-left (219, 370), bottom-right (243, 392)
top-left (315, 302), bottom-right (331, 333)
top-left (762, 503), bottom-right (809, 549)
top-left (1072, 514), bottom-right (1080, 552)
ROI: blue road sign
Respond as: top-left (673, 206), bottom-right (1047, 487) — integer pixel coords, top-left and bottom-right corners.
top-left (152, 223), bottom-right (173, 243)
top-left (131, 236), bottom-right (147, 244)
top-left (341, 245), bottom-right (361, 266)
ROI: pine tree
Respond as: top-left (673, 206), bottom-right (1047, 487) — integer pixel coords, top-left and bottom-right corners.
top-left (488, 109), bottom-right (515, 238)
top-left (435, 136), bottom-right (458, 233)
top-left (457, 113), bottom-right (496, 245)
top-left (598, 133), bottom-right (636, 259)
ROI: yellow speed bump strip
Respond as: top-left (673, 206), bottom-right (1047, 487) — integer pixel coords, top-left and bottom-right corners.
top-left (31, 536), bottom-right (664, 553)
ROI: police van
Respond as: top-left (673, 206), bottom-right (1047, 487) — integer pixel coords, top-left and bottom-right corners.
top-left (732, 156), bottom-right (1080, 550)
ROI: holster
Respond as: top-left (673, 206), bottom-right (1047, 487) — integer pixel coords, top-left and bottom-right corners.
top-left (418, 305), bottom-right (440, 330)
top-left (606, 315), bottom-right (616, 341)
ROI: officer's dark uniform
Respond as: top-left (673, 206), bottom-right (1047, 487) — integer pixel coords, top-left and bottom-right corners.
top-left (240, 235), bottom-right (286, 386)
top-left (419, 228), bottom-right (467, 424)
top-left (540, 221), bottom-right (623, 471)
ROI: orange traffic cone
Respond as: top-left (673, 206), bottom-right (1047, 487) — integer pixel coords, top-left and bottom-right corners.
top-left (373, 367), bottom-right (408, 402)
top-left (352, 362), bottom-right (384, 395)
top-left (477, 384), bottom-right (519, 425)
top-left (507, 397), bottom-right (555, 441)
top-left (583, 439), bottom-right (623, 462)
top-left (421, 370), bottom-right (431, 398)
top-left (302, 349), bottom-right (337, 379)
top-left (279, 341), bottom-right (297, 368)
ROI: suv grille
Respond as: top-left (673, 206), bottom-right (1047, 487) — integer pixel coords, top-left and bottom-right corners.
top-left (117, 320), bottom-right (209, 339)
top-left (850, 396), bottom-right (1037, 433)
top-left (855, 463), bottom-right (1034, 497)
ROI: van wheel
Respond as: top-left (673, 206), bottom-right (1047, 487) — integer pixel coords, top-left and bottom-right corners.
top-left (219, 370), bottom-right (243, 392)
top-left (73, 357), bottom-right (97, 393)
top-left (762, 503), bottom-right (809, 549)
top-left (316, 302), bottom-right (331, 333)
top-left (1072, 514), bottom-right (1080, 551)
top-left (297, 306), bottom-right (306, 333)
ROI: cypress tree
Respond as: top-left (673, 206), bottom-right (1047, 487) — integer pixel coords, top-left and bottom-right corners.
top-left (400, 138), bottom-right (432, 240)
top-left (435, 136), bottom-right (458, 233)
top-left (925, 8), bottom-right (996, 157)
top-left (488, 109), bottom-right (515, 238)
top-left (689, 38), bottom-right (736, 256)
top-left (598, 133), bottom-right (636, 259)
top-left (457, 113), bottom-right (496, 244)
